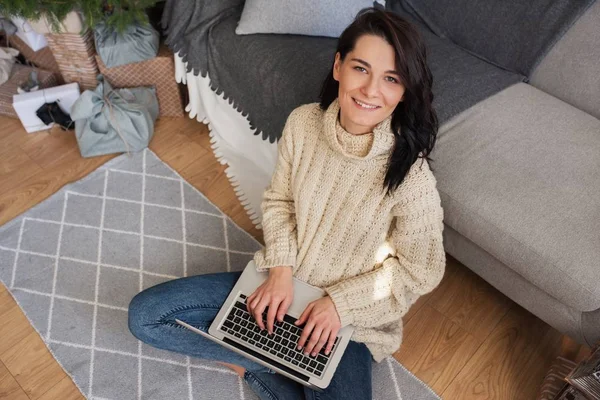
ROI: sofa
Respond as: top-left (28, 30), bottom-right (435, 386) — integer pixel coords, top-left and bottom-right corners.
top-left (162, 0), bottom-right (600, 348)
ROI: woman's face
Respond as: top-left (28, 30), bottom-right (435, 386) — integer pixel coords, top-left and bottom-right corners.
top-left (333, 34), bottom-right (406, 135)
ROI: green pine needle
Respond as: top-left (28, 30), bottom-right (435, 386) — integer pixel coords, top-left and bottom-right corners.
top-left (0, 0), bottom-right (159, 33)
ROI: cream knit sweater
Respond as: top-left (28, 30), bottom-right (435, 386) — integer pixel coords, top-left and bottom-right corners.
top-left (253, 99), bottom-right (446, 362)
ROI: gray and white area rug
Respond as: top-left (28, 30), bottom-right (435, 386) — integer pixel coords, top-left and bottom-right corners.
top-left (0, 149), bottom-right (440, 400)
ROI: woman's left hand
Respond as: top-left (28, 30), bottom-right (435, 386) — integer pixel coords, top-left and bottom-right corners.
top-left (295, 296), bottom-right (341, 357)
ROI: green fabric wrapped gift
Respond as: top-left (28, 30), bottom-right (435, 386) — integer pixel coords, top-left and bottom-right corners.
top-left (71, 75), bottom-right (159, 158)
top-left (94, 21), bottom-right (159, 68)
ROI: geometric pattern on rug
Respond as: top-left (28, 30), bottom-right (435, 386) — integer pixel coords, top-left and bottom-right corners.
top-left (0, 149), bottom-right (440, 400)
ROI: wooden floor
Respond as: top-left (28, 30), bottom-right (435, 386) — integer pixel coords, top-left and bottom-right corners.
top-left (0, 115), bottom-right (591, 399)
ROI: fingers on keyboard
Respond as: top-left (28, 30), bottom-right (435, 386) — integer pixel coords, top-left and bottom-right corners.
top-left (221, 297), bottom-right (337, 377)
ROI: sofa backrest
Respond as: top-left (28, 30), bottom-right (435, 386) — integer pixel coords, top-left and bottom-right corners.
top-left (390, 0), bottom-right (596, 77)
top-left (529, 0), bottom-right (600, 120)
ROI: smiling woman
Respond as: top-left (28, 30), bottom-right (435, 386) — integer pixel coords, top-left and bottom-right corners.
top-left (247, 7), bottom-right (445, 398)
top-left (128, 7), bottom-right (445, 400)
top-left (333, 35), bottom-right (406, 134)
top-left (320, 9), bottom-right (438, 194)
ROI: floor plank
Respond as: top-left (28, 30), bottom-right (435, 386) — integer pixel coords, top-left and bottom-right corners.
top-left (396, 304), bottom-right (482, 395)
top-left (0, 360), bottom-right (29, 400)
top-left (0, 119), bottom-right (33, 149)
top-left (151, 134), bottom-right (210, 173)
top-left (0, 302), bottom-right (35, 359)
top-left (0, 146), bottom-right (36, 176)
top-left (1, 331), bottom-right (67, 400)
top-left (18, 130), bottom-right (80, 170)
top-left (0, 285), bottom-right (16, 318)
top-left (402, 256), bottom-right (459, 325)
top-left (36, 375), bottom-right (83, 400)
top-left (441, 305), bottom-right (563, 399)
top-left (0, 147), bottom-right (43, 195)
top-left (0, 153), bottom-right (115, 226)
top-left (427, 256), bottom-right (514, 343)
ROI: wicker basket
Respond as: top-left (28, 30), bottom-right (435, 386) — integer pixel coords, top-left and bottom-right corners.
top-left (537, 356), bottom-right (578, 400)
top-left (0, 65), bottom-right (59, 119)
top-left (95, 44), bottom-right (184, 117)
top-left (45, 30), bottom-right (99, 91)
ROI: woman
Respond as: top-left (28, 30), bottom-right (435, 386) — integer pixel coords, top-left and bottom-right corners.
top-left (128, 7), bottom-right (445, 400)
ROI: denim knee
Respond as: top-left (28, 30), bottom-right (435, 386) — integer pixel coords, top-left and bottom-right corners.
top-left (127, 290), bottom-right (147, 340)
top-left (127, 287), bottom-right (166, 343)
top-left (244, 371), bottom-right (305, 400)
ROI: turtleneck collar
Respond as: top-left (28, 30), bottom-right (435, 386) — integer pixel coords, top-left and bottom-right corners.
top-left (324, 98), bottom-right (396, 161)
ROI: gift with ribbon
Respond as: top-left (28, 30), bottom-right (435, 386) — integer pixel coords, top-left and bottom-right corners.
top-left (9, 75), bottom-right (71, 132)
top-left (70, 75), bottom-right (159, 158)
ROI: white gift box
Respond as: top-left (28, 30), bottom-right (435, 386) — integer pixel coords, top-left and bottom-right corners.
top-left (12, 83), bottom-right (80, 133)
top-left (10, 17), bottom-right (48, 51)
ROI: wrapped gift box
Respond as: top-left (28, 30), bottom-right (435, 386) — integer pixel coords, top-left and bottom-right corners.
top-left (10, 17), bottom-right (48, 51)
top-left (95, 44), bottom-right (184, 117)
top-left (0, 64), bottom-right (59, 119)
top-left (7, 34), bottom-right (61, 74)
top-left (94, 22), bottom-right (159, 68)
top-left (45, 30), bottom-right (99, 91)
top-left (12, 82), bottom-right (80, 133)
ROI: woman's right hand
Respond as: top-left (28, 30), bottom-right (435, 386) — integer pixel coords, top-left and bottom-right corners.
top-left (246, 266), bottom-right (294, 335)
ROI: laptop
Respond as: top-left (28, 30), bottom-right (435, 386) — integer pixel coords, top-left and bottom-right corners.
top-left (175, 260), bottom-right (354, 390)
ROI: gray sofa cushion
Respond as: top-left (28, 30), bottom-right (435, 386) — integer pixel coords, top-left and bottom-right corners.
top-left (530, 0), bottom-right (600, 121)
top-left (432, 82), bottom-right (600, 312)
top-left (393, 0), bottom-right (596, 77)
top-left (164, 2), bottom-right (522, 142)
top-left (236, 0), bottom-right (383, 37)
top-left (416, 27), bottom-right (523, 125)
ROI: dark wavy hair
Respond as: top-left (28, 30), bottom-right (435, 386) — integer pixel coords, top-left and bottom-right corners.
top-left (319, 7), bottom-right (438, 195)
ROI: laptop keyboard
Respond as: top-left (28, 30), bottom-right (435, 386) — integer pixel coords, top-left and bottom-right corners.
top-left (218, 294), bottom-right (339, 377)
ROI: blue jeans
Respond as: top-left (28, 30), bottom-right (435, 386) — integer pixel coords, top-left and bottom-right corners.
top-left (128, 272), bottom-right (372, 400)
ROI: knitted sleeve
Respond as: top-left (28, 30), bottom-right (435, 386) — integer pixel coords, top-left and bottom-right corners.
top-left (254, 113), bottom-right (298, 271)
top-left (325, 162), bottom-right (446, 328)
